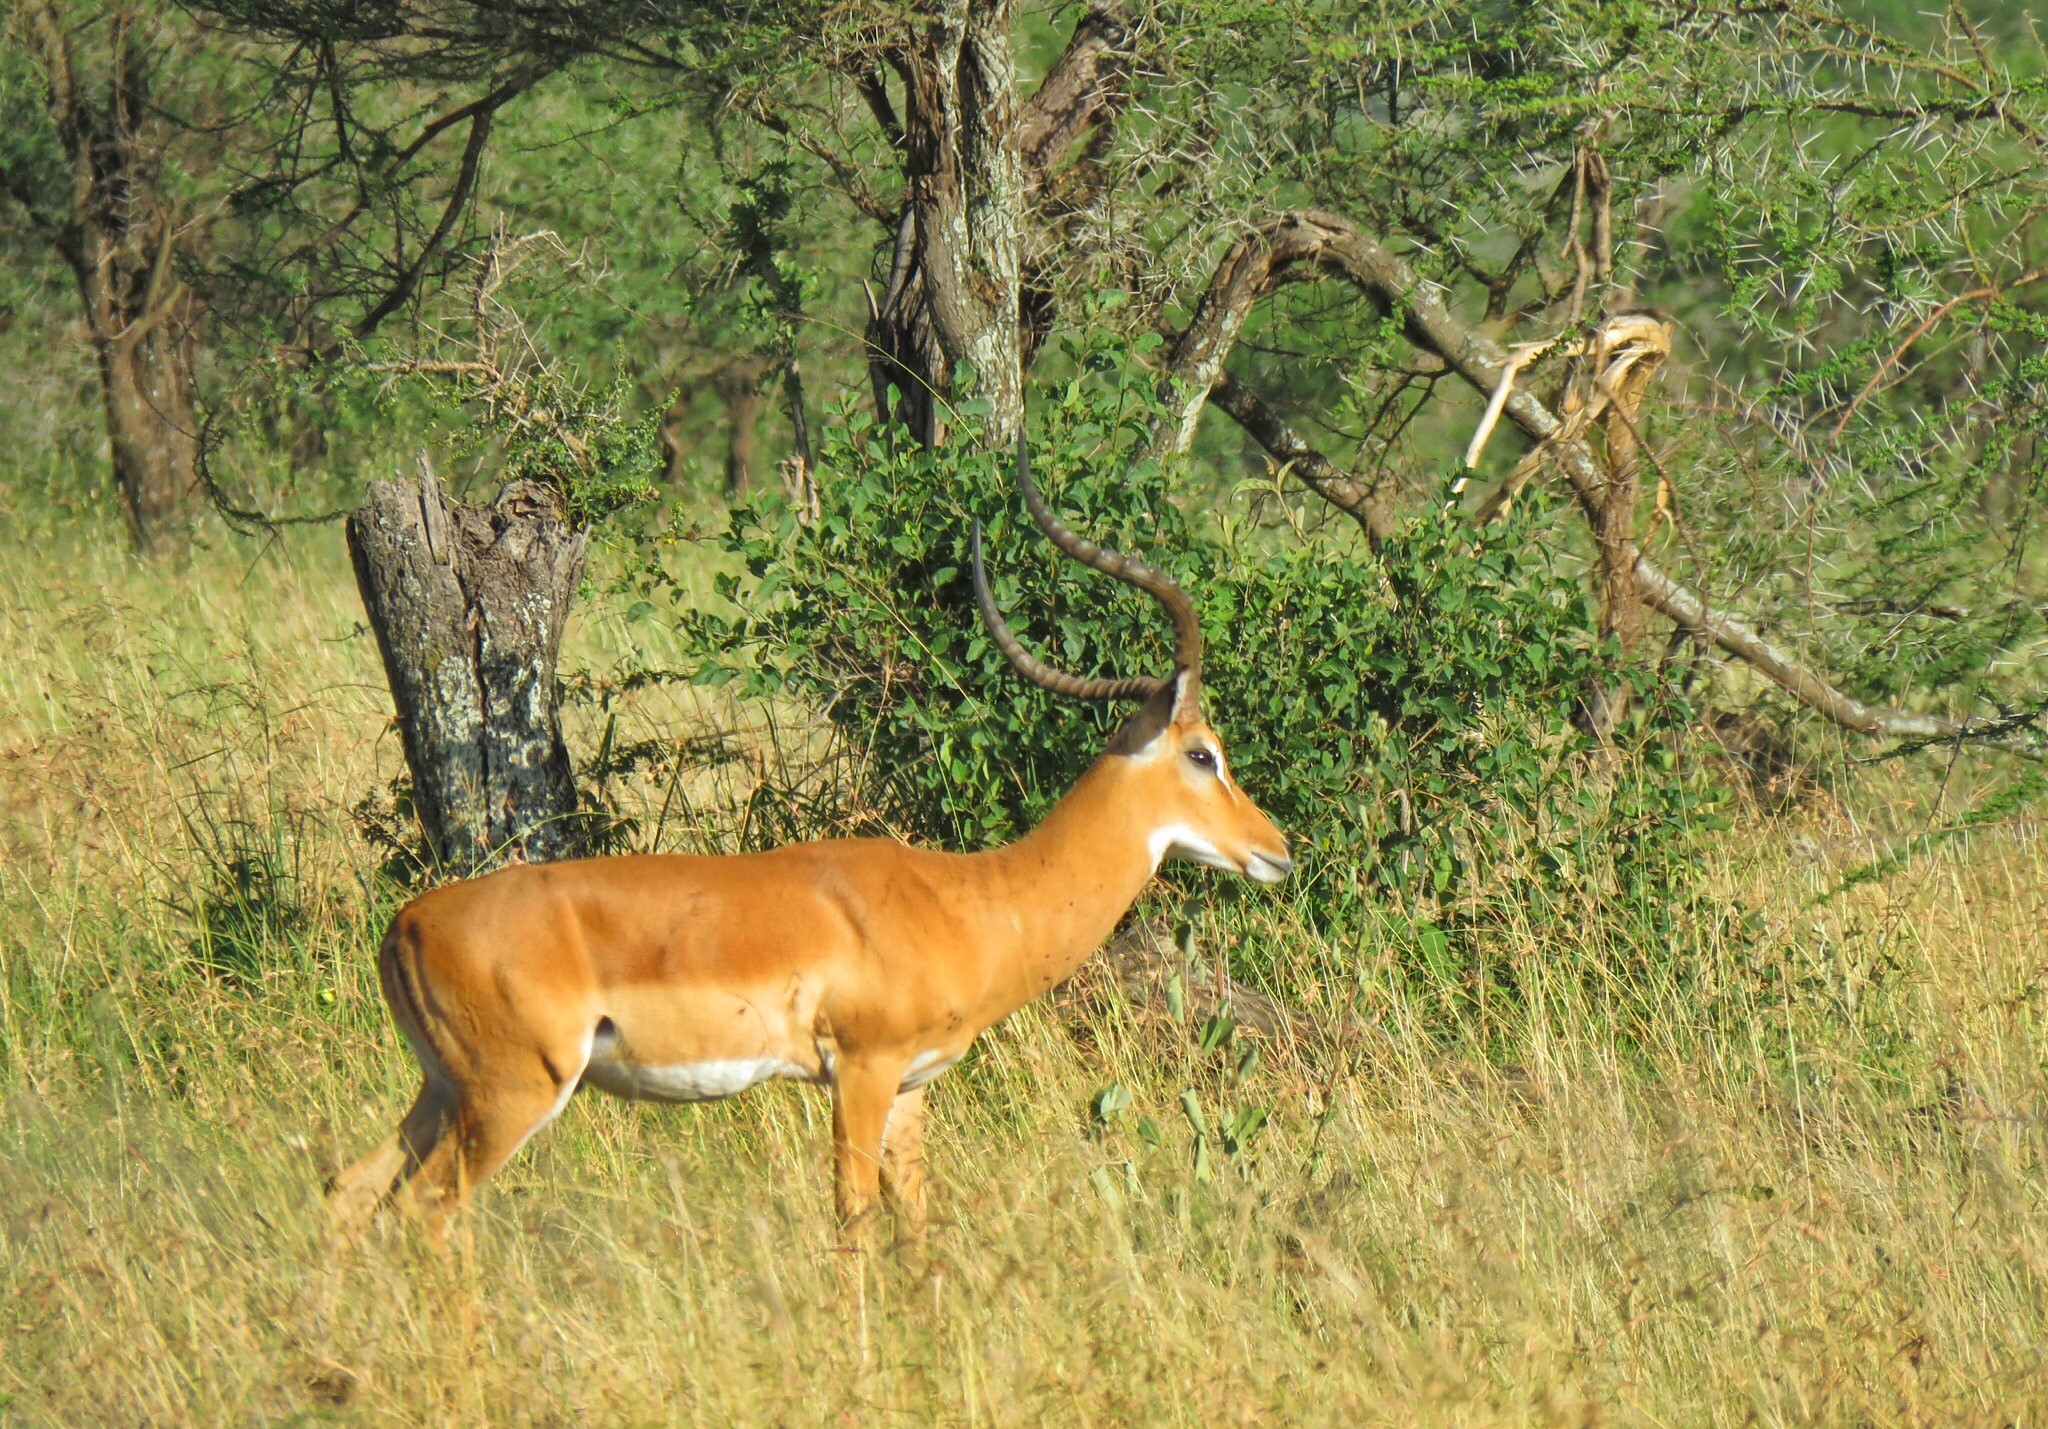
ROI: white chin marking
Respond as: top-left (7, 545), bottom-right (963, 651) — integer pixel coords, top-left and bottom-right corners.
top-left (1147, 822), bottom-right (1237, 874)
top-left (582, 1056), bottom-right (811, 1103)
top-left (1245, 856), bottom-right (1288, 885)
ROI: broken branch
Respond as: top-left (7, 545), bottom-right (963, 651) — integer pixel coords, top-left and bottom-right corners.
top-left (1162, 206), bottom-right (2040, 754)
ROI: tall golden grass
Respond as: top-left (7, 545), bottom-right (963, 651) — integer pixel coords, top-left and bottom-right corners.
top-left (2, 517), bottom-right (2045, 1425)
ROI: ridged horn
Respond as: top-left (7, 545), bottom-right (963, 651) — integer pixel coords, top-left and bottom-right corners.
top-left (1016, 434), bottom-right (1204, 678)
top-left (972, 521), bottom-right (1165, 701)
top-left (970, 433), bottom-right (1205, 703)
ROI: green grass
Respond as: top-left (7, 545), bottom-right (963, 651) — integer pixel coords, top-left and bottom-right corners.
top-left (2, 511), bottom-right (2046, 1425)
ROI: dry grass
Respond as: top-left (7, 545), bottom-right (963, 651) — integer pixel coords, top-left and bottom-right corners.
top-left (2, 516), bottom-right (2046, 1426)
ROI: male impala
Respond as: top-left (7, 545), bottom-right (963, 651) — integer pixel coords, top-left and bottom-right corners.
top-left (328, 438), bottom-right (1291, 1241)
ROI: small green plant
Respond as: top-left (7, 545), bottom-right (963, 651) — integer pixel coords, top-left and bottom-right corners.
top-left (173, 782), bottom-right (321, 986)
top-left (1090, 952), bottom-right (1273, 1184)
top-left (1178, 1006), bottom-right (1273, 1182)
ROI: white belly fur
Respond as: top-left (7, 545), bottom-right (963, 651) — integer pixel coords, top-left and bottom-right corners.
top-left (582, 1055), bottom-right (812, 1103)
top-left (900, 1048), bottom-right (960, 1091)
top-left (581, 1045), bottom-right (962, 1102)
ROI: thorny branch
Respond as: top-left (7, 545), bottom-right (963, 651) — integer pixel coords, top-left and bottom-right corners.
top-left (1830, 264), bottom-right (2048, 439)
top-left (369, 228), bottom-right (596, 476)
top-left (1161, 209), bottom-right (2044, 756)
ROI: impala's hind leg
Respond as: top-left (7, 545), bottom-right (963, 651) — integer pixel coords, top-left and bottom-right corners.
top-left (326, 1135), bottom-right (404, 1235)
top-left (397, 1060), bottom-right (577, 1237)
top-left (326, 1076), bottom-right (458, 1237)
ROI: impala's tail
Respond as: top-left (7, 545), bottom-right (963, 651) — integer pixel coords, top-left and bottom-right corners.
top-left (377, 912), bottom-right (456, 1089)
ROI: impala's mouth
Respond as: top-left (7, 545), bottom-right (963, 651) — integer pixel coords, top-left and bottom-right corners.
top-left (1245, 850), bottom-right (1294, 884)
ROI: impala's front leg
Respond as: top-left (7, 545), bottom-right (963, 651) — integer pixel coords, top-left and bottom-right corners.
top-left (881, 1085), bottom-right (929, 1239)
top-left (830, 1059), bottom-right (905, 1244)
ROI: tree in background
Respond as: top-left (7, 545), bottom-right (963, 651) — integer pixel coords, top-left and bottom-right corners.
top-left (20, 0), bottom-right (2039, 875)
top-left (0, 0), bottom-right (231, 549)
top-left (198, 0), bottom-right (2048, 748)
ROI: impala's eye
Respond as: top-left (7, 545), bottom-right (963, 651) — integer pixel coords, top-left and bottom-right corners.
top-left (1186, 748), bottom-right (1217, 773)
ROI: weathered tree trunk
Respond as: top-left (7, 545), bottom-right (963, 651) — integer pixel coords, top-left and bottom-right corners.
top-left (346, 477), bottom-right (590, 874)
top-left (24, 0), bottom-right (204, 552)
top-left (88, 293), bottom-right (201, 550)
top-left (867, 3), bottom-right (1130, 449)
top-left (871, 0), bottom-right (1024, 446)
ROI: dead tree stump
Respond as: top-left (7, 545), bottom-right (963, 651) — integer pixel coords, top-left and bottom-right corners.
top-left (347, 476), bottom-right (589, 874)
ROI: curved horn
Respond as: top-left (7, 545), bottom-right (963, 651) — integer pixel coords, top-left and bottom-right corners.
top-left (1014, 433), bottom-right (1204, 679)
top-left (972, 521), bottom-right (1165, 702)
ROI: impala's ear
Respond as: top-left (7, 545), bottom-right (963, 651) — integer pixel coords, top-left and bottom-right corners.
top-left (1106, 677), bottom-right (1181, 756)
top-left (1167, 666), bottom-right (1200, 724)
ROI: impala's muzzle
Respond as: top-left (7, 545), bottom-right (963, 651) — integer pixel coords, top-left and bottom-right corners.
top-left (1245, 848), bottom-right (1294, 885)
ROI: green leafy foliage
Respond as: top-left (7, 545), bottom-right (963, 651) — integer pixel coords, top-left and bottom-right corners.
top-left (674, 336), bottom-right (1725, 989)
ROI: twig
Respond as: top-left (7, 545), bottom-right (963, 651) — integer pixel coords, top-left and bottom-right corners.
top-left (1831, 265), bottom-right (2048, 439)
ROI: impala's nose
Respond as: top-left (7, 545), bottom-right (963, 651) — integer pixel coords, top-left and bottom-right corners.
top-left (1247, 849), bottom-right (1294, 884)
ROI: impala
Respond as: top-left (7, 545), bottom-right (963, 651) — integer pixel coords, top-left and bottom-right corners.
top-left (328, 437), bottom-right (1291, 1242)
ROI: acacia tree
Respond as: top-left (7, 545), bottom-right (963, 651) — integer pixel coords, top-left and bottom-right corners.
top-left (1127, 1), bottom-right (2048, 749)
top-left (194, 0), bottom-right (2048, 871)
top-left (218, 0), bottom-right (2048, 748)
top-left (1, 0), bottom-right (220, 549)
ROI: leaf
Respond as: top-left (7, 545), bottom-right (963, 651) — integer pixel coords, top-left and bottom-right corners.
top-left (1091, 1082), bottom-right (1132, 1124)
top-left (1233, 1044), bottom-right (1261, 1083)
top-left (1417, 925), bottom-right (1458, 983)
top-left (1196, 1008), bottom-right (1236, 1054)
top-left (1222, 1105), bottom-right (1269, 1151)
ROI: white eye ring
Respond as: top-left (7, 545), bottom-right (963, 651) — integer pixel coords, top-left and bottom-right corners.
top-left (1186, 748), bottom-right (1217, 772)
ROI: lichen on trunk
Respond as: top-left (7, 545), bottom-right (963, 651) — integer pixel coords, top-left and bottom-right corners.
top-left (346, 477), bottom-right (589, 873)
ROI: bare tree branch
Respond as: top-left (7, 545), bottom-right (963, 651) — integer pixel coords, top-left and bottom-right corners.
top-left (1158, 213), bottom-right (1355, 454)
top-left (1017, 3), bottom-right (1130, 182)
top-left (354, 102), bottom-right (505, 338)
top-left (1308, 211), bottom-right (2041, 753)
top-left (856, 66), bottom-right (904, 152)
top-left (1162, 207), bottom-right (2042, 753)
top-left (1206, 373), bottom-right (1394, 547)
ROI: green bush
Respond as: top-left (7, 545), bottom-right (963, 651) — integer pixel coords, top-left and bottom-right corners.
top-left (674, 337), bottom-right (1723, 990)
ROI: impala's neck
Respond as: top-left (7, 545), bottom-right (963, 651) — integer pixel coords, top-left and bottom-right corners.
top-left (974, 754), bottom-right (1168, 1017)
